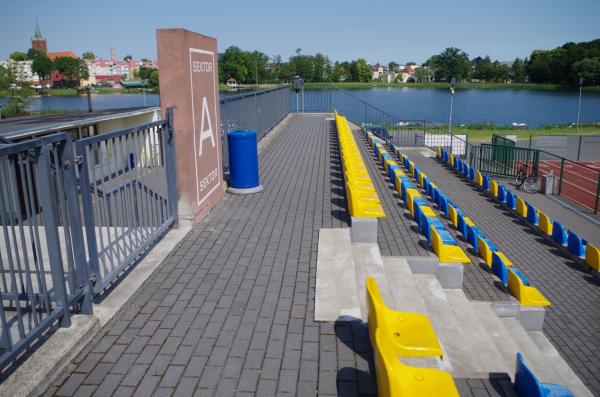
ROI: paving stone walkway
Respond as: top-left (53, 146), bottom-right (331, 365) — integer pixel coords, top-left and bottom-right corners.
top-left (44, 115), bottom-right (525, 397)
top-left (403, 148), bottom-right (600, 394)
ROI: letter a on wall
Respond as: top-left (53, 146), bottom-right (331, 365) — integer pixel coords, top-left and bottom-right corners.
top-left (157, 29), bottom-right (224, 221)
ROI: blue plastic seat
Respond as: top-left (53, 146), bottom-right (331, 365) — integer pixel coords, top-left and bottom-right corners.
top-left (567, 230), bottom-right (587, 257)
top-left (436, 229), bottom-right (457, 245)
top-left (514, 353), bottom-right (573, 397)
top-left (497, 185), bottom-right (507, 202)
top-left (381, 152), bottom-right (393, 162)
top-left (552, 221), bottom-right (568, 246)
top-left (491, 254), bottom-right (530, 286)
top-left (506, 191), bottom-right (517, 210)
top-left (420, 215), bottom-right (446, 242)
top-left (400, 180), bottom-right (415, 202)
top-left (526, 203), bottom-right (539, 225)
top-left (467, 225), bottom-right (487, 252)
top-left (457, 213), bottom-right (472, 236)
top-left (482, 175), bottom-right (490, 190)
top-left (461, 162), bottom-right (468, 176)
top-left (388, 164), bottom-right (400, 183)
top-left (422, 177), bottom-right (430, 193)
top-left (438, 194), bottom-right (449, 215)
top-left (468, 167), bottom-right (475, 181)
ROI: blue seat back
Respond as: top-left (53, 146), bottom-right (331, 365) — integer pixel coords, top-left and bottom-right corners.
top-left (525, 203), bottom-right (539, 225)
top-left (467, 225), bottom-right (486, 252)
top-left (514, 353), bottom-right (573, 397)
top-left (388, 164), bottom-right (400, 183)
top-left (506, 191), bottom-right (517, 209)
top-left (491, 252), bottom-right (509, 285)
top-left (552, 221), bottom-right (568, 246)
top-left (482, 175), bottom-right (490, 190)
top-left (497, 185), bottom-right (507, 202)
top-left (468, 167), bottom-right (475, 181)
top-left (567, 230), bottom-right (587, 257)
top-left (457, 213), bottom-right (470, 236)
top-left (420, 215), bottom-right (444, 242)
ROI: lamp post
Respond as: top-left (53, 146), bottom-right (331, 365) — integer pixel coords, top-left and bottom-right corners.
top-left (576, 77), bottom-right (583, 133)
top-left (448, 77), bottom-right (456, 134)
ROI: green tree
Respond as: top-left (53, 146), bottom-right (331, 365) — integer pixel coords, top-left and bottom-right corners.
top-left (79, 59), bottom-right (89, 81)
top-left (413, 67), bottom-right (432, 82)
top-left (10, 51), bottom-right (28, 61)
top-left (350, 59), bottom-right (371, 82)
top-left (426, 47), bottom-right (471, 81)
top-left (31, 51), bottom-right (54, 81)
top-left (573, 57), bottom-right (600, 85)
top-left (27, 48), bottom-right (41, 59)
top-left (149, 70), bottom-right (159, 88)
top-left (511, 57), bottom-right (526, 82)
top-left (82, 52), bottom-right (96, 60)
top-left (247, 50), bottom-right (269, 84)
top-left (220, 46), bottom-right (249, 83)
top-left (138, 66), bottom-right (155, 81)
top-left (526, 50), bottom-right (551, 83)
top-left (0, 65), bottom-right (15, 90)
top-left (332, 61), bottom-right (346, 82)
top-left (123, 54), bottom-right (133, 61)
top-left (54, 56), bottom-right (82, 85)
top-left (493, 61), bottom-right (510, 82)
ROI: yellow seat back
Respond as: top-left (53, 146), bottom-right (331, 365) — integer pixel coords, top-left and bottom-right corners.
top-left (516, 198), bottom-right (527, 217)
top-left (366, 276), bottom-right (386, 346)
top-left (585, 243), bottom-right (600, 271)
top-left (538, 211), bottom-right (553, 235)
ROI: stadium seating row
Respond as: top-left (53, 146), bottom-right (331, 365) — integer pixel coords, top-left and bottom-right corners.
top-left (366, 277), bottom-right (460, 396)
top-left (334, 112), bottom-right (385, 218)
top-left (365, 131), bottom-right (470, 263)
top-left (437, 147), bottom-right (599, 273)
top-left (436, 147), bottom-right (551, 307)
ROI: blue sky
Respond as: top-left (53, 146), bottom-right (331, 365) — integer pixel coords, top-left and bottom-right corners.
top-left (1, 0), bottom-right (599, 63)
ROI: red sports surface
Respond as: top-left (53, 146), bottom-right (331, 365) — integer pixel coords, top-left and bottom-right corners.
top-left (537, 160), bottom-right (600, 212)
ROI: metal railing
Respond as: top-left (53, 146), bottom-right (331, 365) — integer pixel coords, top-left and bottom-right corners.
top-left (1, 133), bottom-right (92, 373)
top-left (220, 86), bottom-right (290, 171)
top-left (0, 110), bottom-right (178, 373)
top-left (77, 110), bottom-right (178, 293)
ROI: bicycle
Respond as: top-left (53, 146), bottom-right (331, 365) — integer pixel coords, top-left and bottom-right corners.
top-left (514, 163), bottom-right (540, 193)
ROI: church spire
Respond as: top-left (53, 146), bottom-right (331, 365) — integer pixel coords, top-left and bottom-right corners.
top-left (34, 18), bottom-right (43, 39)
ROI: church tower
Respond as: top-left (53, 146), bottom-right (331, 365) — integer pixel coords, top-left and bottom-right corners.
top-left (31, 19), bottom-right (47, 53)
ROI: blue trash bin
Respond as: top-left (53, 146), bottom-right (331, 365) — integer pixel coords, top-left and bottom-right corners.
top-left (227, 130), bottom-right (263, 194)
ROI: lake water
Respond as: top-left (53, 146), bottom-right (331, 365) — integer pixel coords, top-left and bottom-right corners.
top-left (2, 87), bottom-right (600, 128)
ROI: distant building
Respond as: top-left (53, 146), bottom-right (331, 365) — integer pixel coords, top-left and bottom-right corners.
top-left (0, 59), bottom-right (40, 84)
top-left (31, 19), bottom-right (47, 53)
top-left (226, 77), bottom-right (238, 88)
top-left (370, 63), bottom-right (397, 82)
top-left (81, 59), bottom-right (158, 87)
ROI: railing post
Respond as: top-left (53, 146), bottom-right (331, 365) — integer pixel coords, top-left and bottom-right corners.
top-left (558, 158), bottom-right (565, 195)
top-left (76, 140), bottom-right (101, 293)
top-left (53, 135), bottom-right (93, 314)
top-left (577, 135), bottom-right (582, 161)
top-left (36, 142), bottom-right (71, 327)
top-left (165, 108), bottom-right (179, 227)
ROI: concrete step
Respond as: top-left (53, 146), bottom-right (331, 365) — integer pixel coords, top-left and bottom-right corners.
top-left (381, 256), bottom-right (428, 314)
top-left (414, 273), bottom-right (488, 377)
top-left (528, 331), bottom-right (593, 397)
top-left (444, 290), bottom-right (511, 376)
top-left (500, 317), bottom-right (564, 386)
top-left (351, 242), bottom-right (387, 321)
top-left (470, 301), bottom-right (524, 381)
top-left (315, 228), bottom-right (362, 322)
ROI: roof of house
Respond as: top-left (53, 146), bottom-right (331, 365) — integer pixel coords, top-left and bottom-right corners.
top-left (0, 106), bottom-right (159, 141)
top-left (47, 51), bottom-right (77, 61)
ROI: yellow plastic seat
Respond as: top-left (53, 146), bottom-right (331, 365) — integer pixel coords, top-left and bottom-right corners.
top-left (516, 198), bottom-right (528, 218)
top-left (430, 227), bottom-right (470, 263)
top-left (436, 147), bottom-right (442, 158)
top-left (507, 269), bottom-right (551, 307)
top-left (477, 236), bottom-right (494, 267)
top-left (538, 211), bottom-right (553, 235)
top-left (419, 205), bottom-right (436, 218)
top-left (405, 188), bottom-right (422, 217)
top-left (409, 162), bottom-right (415, 176)
top-left (373, 328), bottom-right (459, 397)
top-left (366, 277), bottom-right (443, 358)
top-left (585, 243), bottom-right (600, 271)
top-left (489, 180), bottom-right (499, 196)
top-left (449, 154), bottom-right (455, 167)
top-left (447, 205), bottom-right (459, 227)
top-left (475, 171), bottom-right (483, 186)
top-left (418, 172), bottom-right (427, 187)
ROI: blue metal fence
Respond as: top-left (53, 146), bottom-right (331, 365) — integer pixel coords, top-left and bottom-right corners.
top-left (0, 110), bottom-right (178, 373)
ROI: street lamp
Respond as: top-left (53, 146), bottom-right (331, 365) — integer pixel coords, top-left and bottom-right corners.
top-left (576, 77), bottom-right (583, 133)
top-left (448, 77), bottom-right (456, 134)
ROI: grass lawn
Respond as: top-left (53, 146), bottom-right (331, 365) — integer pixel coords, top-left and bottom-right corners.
top-left (450, 125), bottom-right (600, 142)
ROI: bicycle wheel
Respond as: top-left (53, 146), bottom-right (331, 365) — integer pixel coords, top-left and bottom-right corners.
top-left (523, 177), bottom-right (539, 194)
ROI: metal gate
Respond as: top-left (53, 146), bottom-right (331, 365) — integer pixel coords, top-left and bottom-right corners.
top-left (477, 143), bottom-right (540, 178)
